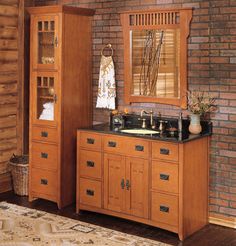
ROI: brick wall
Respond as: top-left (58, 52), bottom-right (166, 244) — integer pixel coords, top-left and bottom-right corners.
top-left (34, 0), bottom-right (236, 219)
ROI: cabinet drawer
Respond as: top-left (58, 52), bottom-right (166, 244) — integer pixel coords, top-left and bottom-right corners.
top-left (152, 161), bottom-right (178, 194)
top-left (32, 126), bottom-right (58, 143)
top-left (103, 135), bottom-right (125, 154)
top-left (79, 150), bottom-right (102, 179)
top-left (79, 132), bottom-right (102, 151)
top-left (151, 192), bottom-right (178, 226)
top-left (79, 178), bottom-right (101, 208)
top-left (31, 142), bottom-right (58, 171)
top-left (31, 168), bottom-right (57, 197)
top-left (152, 142), bottom-right (179, 162)
top-left (126, 138), bottom-right (149, 158)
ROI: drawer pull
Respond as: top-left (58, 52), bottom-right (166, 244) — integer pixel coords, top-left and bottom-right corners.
top-left (87, 161), bottom-right (95, 167)
top-left (87, 138), bottom-right (95, 144)
top-left (86, 189), bottom-right (94, 196)
top-left (126, 179), bottom-right (131, 190)
top-left (41, 152), bottom-right (48, 159)
top-left (160, 148), bottom-right (169, 155)
top-left (40, 179), bottom-right (48, 185)
top-left (135, 145), bottom-right (144, 151)
top-left (160, 174), bottom-right (169, 181)
top-left (160, 205), bottom-right (169, 213)
top-left (108, 141), bottom-right (116, 147)
top-left (41, 131), bottom-right (48, 137)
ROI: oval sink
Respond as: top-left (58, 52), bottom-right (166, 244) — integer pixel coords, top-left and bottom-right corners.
top-left (120, 129), bottom-right (160, 135)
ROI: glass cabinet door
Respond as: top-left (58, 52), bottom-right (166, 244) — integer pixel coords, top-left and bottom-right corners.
top-left (32, 15), bottom-right (59, 70)
top-left (32, 72), bottom-right (59, 126)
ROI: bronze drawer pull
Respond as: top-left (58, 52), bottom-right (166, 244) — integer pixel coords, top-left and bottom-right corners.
top-left (126, 179), bottom-right (131, 190)
top-left (86, 189), bottom-right (94, 196)
top-left (135, 145), bottom-right (144, 151)
top-left (160, 205), bottom-right (169, 213)
top-left (87, 161), bottom-right (95, 167)
top-left (160, 148), bottom-right (169, 155)
top-left (108, 141), bottom-right (116, 147)
top-left (41, 131), bottom-right (48, 137)
top-left (160, 174), bottom-right (169, 180)
top-left (41, 179), bottom-right (48, 185)
top-left (87, 138), bottom-right (94, 144)
top-left (41, 152), bottom-right (48, 159)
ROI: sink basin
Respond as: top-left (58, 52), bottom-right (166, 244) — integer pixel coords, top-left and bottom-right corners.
top-left (120, 129), bottom-right (160, 135)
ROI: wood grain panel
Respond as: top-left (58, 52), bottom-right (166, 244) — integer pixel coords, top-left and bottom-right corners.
top-left (0, 82), bottom-right (17, 94)
top-left (151, 192), bottom-right (179, 227)
top-left (31, 142), bottom-right (58, 171)
top-left (152, 160), bottom-right (179, 194)
top-left (0, 27), bottom-right (17, 39)
top-left (0, 40), bottom-right (17, 50)
top-left (79, 178), bottom-right (101, 208)
top-left (152, 141), bottom-right (179, 162)
top-left (0, 5), bottom-right (18, 17)
top-left (0, 0), bottom-right (22, 184)
top-left (0, 16), bottom-right (18, 27)
top-left (181, 137), bottom-right (209, 239)
top-left (31, 168), bottom-right (58, 197)
top-left (79, 149), bottom-right (102, 179)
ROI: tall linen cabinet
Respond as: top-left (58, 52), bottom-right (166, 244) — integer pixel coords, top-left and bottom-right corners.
top-left (28, 5), bottom-right (94, 208)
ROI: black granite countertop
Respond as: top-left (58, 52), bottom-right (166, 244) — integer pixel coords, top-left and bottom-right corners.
top-left (78, 123), bottom-right (212, 143)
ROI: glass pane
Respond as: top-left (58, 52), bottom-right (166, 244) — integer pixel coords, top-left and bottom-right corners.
top-left (37, 76), bottom-right (55, 121)
top-left (38, 20), bottom-right (55, 65)
top-left (131, 29), bottom-right (180, 98)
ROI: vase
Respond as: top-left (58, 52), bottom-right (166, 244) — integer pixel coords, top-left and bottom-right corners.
top-left (189, 114), bottom-right (202, 134)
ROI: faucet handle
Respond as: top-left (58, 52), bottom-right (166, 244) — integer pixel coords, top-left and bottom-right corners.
top-left (138, 118), bottom-right (147, 129)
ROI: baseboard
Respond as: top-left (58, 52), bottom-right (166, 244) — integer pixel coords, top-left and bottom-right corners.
top-left (0, 172), bottom-right (12, 193)
top-left (209, 215), bottom-right (236, 229)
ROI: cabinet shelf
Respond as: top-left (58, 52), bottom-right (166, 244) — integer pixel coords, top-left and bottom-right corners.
top-left (39, 96), bottom-right (54, 100)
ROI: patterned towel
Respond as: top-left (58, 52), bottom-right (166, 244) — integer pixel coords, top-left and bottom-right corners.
top-left (96, 55), bottom-right (116, 110)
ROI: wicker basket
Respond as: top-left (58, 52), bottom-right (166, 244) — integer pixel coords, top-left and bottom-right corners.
top-left (9, 155), bottom-right (29, 196)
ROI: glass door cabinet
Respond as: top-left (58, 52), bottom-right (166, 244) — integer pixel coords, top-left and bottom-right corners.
top-left (32, 15), bottom-right (59, 70)
top-left (28, 5), bottom-right (94, 209)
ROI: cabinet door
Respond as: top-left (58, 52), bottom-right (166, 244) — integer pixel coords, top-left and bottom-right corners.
top-left (31, 15), bottom-right (59, 70)
top-left (31, 72), bottom-right (59, 126)
top-left (125, 157), bottom-right (149, 218)
top-left (104, 153), bottom-right (126, 213)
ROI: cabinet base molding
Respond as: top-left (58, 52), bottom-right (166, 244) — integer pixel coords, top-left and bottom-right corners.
top-left (0, 172), bottom-right (12, 193)
top-left (78, 204), bottom-right (178, 234)
top-left (209, 215), bottom-right (236, 229)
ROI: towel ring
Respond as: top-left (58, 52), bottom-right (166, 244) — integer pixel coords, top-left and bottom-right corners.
top-left (101, 44), bottom-right (113, 56)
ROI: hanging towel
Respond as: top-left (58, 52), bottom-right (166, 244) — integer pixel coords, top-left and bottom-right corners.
top-left (96, 55), bottom-right (116, 110)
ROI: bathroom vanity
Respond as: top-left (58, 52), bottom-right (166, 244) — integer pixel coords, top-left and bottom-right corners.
top-left (76, 117), bottom-right (211, 240)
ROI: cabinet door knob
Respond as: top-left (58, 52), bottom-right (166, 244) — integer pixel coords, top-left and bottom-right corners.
top-left (41, 152), bottom-right (48, 159)
top-left (86, 161), bottom-right (95, 167)
top-left (160, 174), bottom-right (169, 180)
top-left (108, 141), bottom-right (116, 147)
top-left (41, 179), bottom-right (48, 185)
top-left (120, 178), bottom-right (125, 189)
top-left (87, 138), bottom-right (94, 144)
top-left (135, 145), bottom-right (144, 151)
top-left (160, 148), bottom-right (169, 155)
top-left (54, 36), bottom-right (58, 47)
top-left (41, 131), bottom-right (48, 137)
top-left (160, 205), bottom-right (169, 213)
top-left (86, 189), bottom-right (94, 196)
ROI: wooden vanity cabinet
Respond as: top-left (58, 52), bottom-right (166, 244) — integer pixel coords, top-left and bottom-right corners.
top-left (28, 5), bottom-right (94, 208)
top-left (77, 130), bottom-right (209, 240)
